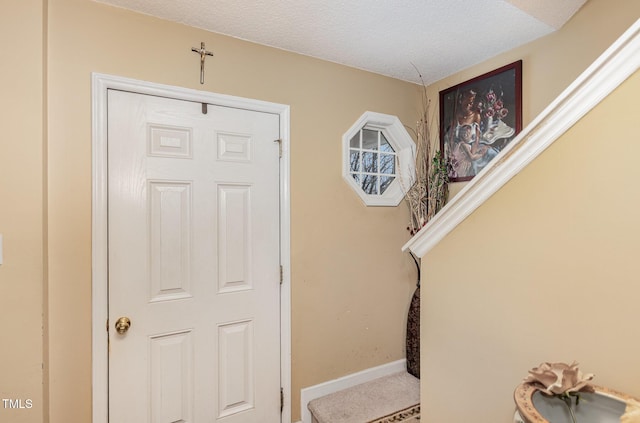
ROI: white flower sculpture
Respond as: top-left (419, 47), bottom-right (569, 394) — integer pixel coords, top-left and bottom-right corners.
top-left (524, 361), bottom-right (595, 423)
top-left (524, 361), bottom-right (595, 395)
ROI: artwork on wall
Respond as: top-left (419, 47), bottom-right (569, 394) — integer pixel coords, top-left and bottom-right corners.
top-left (439, 60), bottom-right (522, 182)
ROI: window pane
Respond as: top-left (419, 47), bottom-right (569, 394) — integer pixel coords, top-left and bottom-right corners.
top-left (379, 153), bottom-right (395, 175)
top-left (362, 152), bottom-right (377, 173)
top-left (380, 133), bottom-right (395, 152)
top-left (362, 129), bottom-right (378, 150)
top-left (351, 173), bottom-right (360, 183)
top-left (350, 133), bottom-right (360, 149)
top-left (361, 174), bottom-right (378, 195)
top-left (349, 150), bottom-right (360, 171)
top-left (380, 176), bottom-right (394, 194)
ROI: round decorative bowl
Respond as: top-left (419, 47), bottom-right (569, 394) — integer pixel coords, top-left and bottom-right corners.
top-left (514, 383), bottom-right (640, 423)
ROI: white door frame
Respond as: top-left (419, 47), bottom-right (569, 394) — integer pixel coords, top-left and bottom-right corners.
top-left (91, 73), bottom-right (292, 423)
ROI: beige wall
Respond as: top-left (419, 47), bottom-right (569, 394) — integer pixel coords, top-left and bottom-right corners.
top-left (45, 0), bottom-right (418, 421)
top-left (8, 1), bottom-right (636, 422)
top-left (419, 1), bottom-right (640, 421)
top-left (0, 1), bottom-right (45, 423)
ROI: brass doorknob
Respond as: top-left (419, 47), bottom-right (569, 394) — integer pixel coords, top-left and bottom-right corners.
top-left (115, 317), bottom-right (131, 334)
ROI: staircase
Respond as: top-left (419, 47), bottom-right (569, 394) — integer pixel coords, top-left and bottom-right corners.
top-left (307, 371), bottom-right (420, 423)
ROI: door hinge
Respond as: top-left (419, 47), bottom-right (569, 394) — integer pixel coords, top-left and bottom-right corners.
top-left (274, 139), bottom-right (282, 158)
top-left (280, 387), bottom-right (284, 413)
top-left (280, 265), bottom-right (283, 285)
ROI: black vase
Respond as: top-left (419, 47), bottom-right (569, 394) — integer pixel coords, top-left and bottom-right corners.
top-left (406, 286), bottom-right (420, 378)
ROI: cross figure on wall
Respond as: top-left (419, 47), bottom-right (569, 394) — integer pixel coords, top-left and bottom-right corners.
top-left (191, 42), bottom-right (214, 84)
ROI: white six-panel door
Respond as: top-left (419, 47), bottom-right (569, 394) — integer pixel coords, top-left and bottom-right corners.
top-left (107, 90), bottom-right (281, 422)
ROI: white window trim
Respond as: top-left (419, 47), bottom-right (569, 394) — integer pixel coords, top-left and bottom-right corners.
top-left (342, 111), bottom-right (415, 206)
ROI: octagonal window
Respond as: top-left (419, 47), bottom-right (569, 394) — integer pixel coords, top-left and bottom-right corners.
top-left (342, 112), bottom-right (415, 206)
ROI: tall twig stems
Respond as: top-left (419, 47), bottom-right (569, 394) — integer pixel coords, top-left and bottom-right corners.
top-left (404, 68), bottom-right (448, 236)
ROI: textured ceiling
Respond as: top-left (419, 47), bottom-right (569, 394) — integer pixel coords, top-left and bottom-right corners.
top-left (94, 0), bottom-right (587, 84)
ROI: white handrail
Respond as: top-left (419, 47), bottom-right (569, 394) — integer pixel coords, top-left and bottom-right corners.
top-left (403, 18), bottom-right (640, 257)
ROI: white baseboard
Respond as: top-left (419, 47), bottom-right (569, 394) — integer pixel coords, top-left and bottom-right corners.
top-left (299, 359), bottom-right (407, 423)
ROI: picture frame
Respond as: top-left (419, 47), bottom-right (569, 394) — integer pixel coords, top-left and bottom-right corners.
top-left (439, 60), bottom-right (522, 182)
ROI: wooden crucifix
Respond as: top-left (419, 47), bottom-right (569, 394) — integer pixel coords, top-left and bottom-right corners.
top-left (191, 42), bottom-right (214, 84)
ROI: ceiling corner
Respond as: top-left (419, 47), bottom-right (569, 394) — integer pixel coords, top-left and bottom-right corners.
top-left (505, 0), bottom-right (588, 29)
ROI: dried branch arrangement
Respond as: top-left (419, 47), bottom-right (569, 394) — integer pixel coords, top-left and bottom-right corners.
top-left (404, 76), bottom-right (449, 236)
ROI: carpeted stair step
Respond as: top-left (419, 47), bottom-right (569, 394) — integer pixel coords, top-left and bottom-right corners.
top-left (307, 371), bottom-right (420, 423)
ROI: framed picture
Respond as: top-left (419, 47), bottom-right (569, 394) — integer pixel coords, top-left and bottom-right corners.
top-left (439, 60), bottom-right (522, 182)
